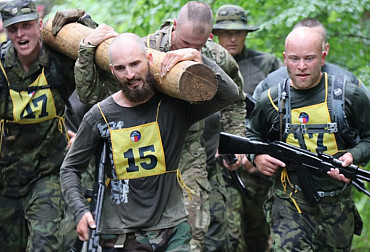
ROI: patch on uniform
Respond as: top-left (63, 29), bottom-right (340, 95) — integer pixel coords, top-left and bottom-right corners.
top-left (298, 112), bottom-right (309, 123)
top-left (28, 90), bottom-right (35, 97)
top-left (333, 87), bottom-right (343, 97)
top-left (130, 130), bottom-right (141, 142)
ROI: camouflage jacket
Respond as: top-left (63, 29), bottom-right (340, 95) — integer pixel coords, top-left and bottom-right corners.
top-left (0, 42), bottom-right (76, 197)
top-left (145, 20), bottom-right (246, 137)
top-left (234, 47), bottom-right (282, 96)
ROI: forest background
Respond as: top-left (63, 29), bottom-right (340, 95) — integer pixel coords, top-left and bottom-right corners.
top-left (36, 0), bottom-right (370, 250)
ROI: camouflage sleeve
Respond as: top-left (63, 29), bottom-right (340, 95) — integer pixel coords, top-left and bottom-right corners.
top-left (219, 55), bottom-right (246, 137)
top-left (75, 41), bottom-right (117, 105)
top-left (202, 40), bottom-right (246, 137)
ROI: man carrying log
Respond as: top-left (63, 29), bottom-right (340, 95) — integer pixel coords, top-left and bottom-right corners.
top-left (0, 0), bottom-right (77, 251)
top-left (51, 2), bottom-right (245, 251)
top-left (60, 29), bottom-right (238, 251)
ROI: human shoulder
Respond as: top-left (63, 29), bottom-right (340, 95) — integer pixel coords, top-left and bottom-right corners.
top-left (241, 48), bottom-right (279, 62)
top-left (203, 39), bottom-right (239, 71)
top-left (237, 48), bottom-right (282, 73)
top-left (324, 62), bottom-right (359, 86)
top-left (145, 20), bottom-right (173, 51)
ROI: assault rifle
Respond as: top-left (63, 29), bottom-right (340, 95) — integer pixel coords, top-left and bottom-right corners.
top-left (218, 132), bottom-right (370, 197)
top-left (87, 141), bottom-right (107, 252)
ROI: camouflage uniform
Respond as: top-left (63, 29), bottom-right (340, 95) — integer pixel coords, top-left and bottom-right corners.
top-left (145, 21), bottom-right (246, 252)
top-left (213, 5), bottom-right (282, 252)
top-left (0, 1), bottom-right (76, 251)
top-left (246, 75), bottom-right (370, 251)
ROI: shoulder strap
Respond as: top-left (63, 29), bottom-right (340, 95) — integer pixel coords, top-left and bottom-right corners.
top-left (46, 52), bottom-right (73, 113)
top-left (0, 42), bottom-right (10, 120)
top-left (331, 75), bottom-right (359, 147)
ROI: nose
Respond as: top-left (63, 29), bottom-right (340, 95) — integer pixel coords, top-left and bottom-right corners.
top-left (125, 68), bottom-right (135, 79)
top-left (16, 27), bottom-right (24, 37)
top-left (297, 58), bottom-right (307, 71)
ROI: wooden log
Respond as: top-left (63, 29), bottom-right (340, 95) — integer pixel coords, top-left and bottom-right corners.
top-left (41, 19), bottom-right (217, 102)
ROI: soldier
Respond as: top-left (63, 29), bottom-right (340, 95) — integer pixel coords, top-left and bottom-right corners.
top-left (0, 0), bottom-right (77, 250)
top-left (253, 18), bottom-right (370, 101)
top-left (61, 32), bottom-right (239, 250)
top-left (246, 26), bottom-right (370, 251)
top-left (212, 4), bottom-right (282, 251)
top-left (51, 2), bottom-right (245, 250)
top-left (143, 3), bottom-right (246, 251)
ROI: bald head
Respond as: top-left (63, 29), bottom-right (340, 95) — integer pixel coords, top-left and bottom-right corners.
top-left (285, 27), bottom-right (323, 53)
top-left (109, 33), bottom-right (147, 64)
top-left (284, 27), bottom-right (327, 90)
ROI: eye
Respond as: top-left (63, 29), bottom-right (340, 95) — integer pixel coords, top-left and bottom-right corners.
top-left (305, 56), bottom-right (314, 62)
top-left (289, 56), bottom-right (299, 63)
top-left (114, 65), bottom-right (125, 71)
top-left (7, 26), bottom-right (17, 33)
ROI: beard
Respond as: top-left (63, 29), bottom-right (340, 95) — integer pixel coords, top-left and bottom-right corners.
top-left (120, 69), bottom-right (157, 103)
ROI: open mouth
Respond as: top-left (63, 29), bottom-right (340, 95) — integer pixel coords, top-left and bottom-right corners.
top-left (18, 40), bottom-right (29, 47)
top-left (127, 79), bottom-right (142, 88)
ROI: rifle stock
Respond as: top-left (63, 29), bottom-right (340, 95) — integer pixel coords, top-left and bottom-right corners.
top-left (219, 132), bottom-right (370, 197)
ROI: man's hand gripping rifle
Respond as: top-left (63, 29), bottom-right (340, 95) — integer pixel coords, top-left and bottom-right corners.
top-left (218, 132), bottom-right (370, 197)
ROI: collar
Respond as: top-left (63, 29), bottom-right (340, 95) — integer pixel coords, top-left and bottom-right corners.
top-left (3, 40), bottom-right (51, 77)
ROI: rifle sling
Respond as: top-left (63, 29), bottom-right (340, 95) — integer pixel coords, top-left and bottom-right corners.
top-left (294, 163), bottom-right (321, 205)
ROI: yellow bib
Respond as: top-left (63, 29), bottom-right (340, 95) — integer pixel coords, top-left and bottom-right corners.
top-left (286, 75), bottom-right (338, 155)
top-left (98, 101), bottom-right (167, 180)
top-left (7, 67), bottom-right (57, 124)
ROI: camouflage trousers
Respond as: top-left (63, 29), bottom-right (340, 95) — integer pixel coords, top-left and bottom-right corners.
top-left (0, 174), bottom-right (65, 252)
top-left (224, 170), bottom-right (272, 252)
top-left (265, 186), bottom-right (357, 252)
top-left (98, 221), bottom-right (192, 251)
top-left (203, 162), bottom-right (229, 252)
top-left (179, 140), bottom-right (211, 252)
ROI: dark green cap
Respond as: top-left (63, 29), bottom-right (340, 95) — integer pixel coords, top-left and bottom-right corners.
top-left (213, 5), bottom-right (258, 32)
top-left (1, 0), bottom-right (38, 28)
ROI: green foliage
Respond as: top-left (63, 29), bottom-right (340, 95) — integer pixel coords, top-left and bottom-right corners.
top-left (46, 0), bottom-right (369, 249)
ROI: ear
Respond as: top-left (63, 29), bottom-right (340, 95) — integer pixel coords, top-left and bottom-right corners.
top-left (325, 43), bottom-right (330, 55)
top-left (283, 51), bottom-right (287, 65)
top-left (38, 19), bottom-right (43, 31)
top-left (173, 19), bottom-right (177, 31)
top-left (147, 52), bottom-right (153, 66)
top-left (321, 51), bottom-right (327, 66)
top-left (109, 64), bottom-right (115, 75)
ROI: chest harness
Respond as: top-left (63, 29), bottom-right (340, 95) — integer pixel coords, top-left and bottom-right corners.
top-left (97, 100), bottom-right (192, 199)
top-left (268, 73), bottom-right (358, 211)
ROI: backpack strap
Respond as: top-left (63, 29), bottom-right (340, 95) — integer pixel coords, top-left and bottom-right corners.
top-left (47, 52), bottom-right (73, 114)
top-left (331, 75), bottom-right (359, 148)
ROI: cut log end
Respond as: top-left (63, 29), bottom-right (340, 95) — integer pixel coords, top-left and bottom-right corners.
top-left (178, 64), bottom-right (218, 102)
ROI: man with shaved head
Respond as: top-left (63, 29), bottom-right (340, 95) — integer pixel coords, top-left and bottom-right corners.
top-left (60, 32), bottom-right (239, 251)
top-left (55, 2), bottom-right (245, 250)
top-left (246, 27), bottom-right (370, 251)
top-left (253, 18), bottom-right (369, 101)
